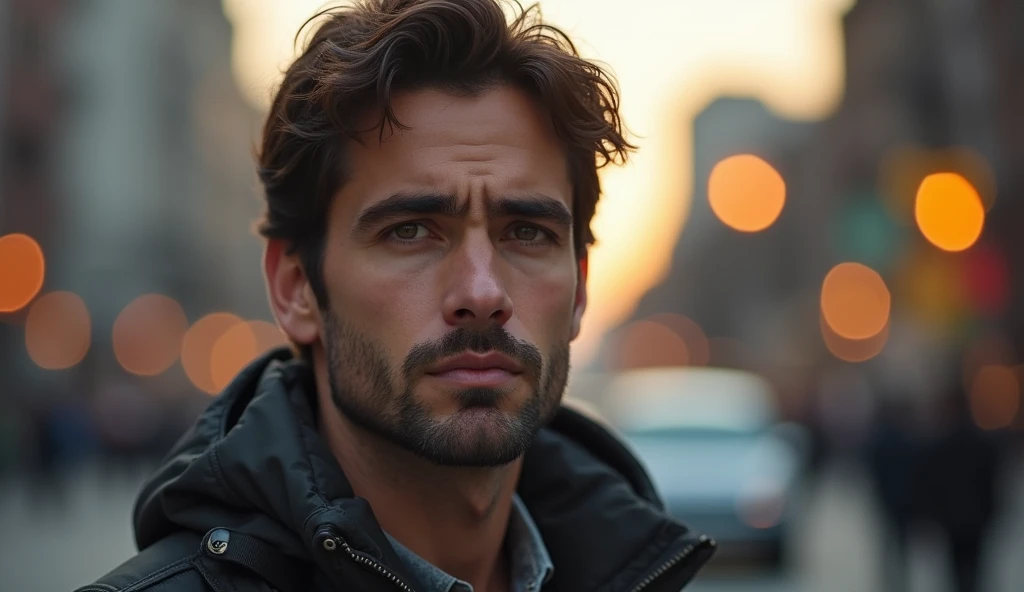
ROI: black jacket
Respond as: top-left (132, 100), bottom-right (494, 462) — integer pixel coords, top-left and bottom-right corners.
top-left (76, 349), bottom-right (714, 591)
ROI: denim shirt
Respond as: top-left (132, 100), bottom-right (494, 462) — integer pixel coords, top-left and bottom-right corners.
top-left (384, 494), bottom-right (555, 592)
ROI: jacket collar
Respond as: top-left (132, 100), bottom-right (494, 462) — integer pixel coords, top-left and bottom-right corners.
top-left (133, 349), bottom-right (713, 591)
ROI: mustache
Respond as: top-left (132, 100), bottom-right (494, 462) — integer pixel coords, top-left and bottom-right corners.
top-left (402, 325), bottom-right (543, 379)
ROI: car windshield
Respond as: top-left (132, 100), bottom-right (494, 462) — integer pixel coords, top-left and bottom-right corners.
top-left (601, 368), bottom-right (777, 434)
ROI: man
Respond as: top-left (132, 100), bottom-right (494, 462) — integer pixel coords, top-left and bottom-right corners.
top-left (77, 0), bottom-right (714, 590)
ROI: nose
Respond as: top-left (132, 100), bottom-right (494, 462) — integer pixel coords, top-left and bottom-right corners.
top-left (441, 237), bottom-right (513, 329)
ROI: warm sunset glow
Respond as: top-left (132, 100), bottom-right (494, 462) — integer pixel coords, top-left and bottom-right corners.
top-left (182, 313), bottom-right (244, 395)
top-left (210, 320), bottom-right (289, 392)
top-left (223, 0), bottom-right (854, 366)
top-left (970, 365), bottom-right (1019, 431)
top-left (645, 312), bottom-right (710, 366)
top-left (708, 154), bottom-right (786, 232)
top-left (25, 291), bottom-right (91, 370)
top-left (113, 294), bottom-right (189, 376)
top-left (611, 319), bottom-right (689, 370)
top-left (821, 314), bottom-right (888, 363)
top-left (914, 173), bottom-right (985, 252)
top-left (0, 233), bottom-right (46, 313)
top-left (820, 262), bottom-right (890, 340)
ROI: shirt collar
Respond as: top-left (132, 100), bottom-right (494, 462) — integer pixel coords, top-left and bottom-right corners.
top-left (385, 493), bottom-right (554, 592)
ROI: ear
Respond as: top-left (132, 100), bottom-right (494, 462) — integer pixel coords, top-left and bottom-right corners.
top-left (569, 253), bottom-right (588, 341)
top-left (263, 240), bottom-right (320, 349)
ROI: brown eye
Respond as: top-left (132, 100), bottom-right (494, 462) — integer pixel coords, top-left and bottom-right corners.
top-left (513, 225), bottom-right (539, 241)
top-left (393, 224), bottom-right (424, 240)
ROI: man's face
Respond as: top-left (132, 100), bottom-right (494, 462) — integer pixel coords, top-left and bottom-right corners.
top-left (317, 86), bottom-right (586, 467)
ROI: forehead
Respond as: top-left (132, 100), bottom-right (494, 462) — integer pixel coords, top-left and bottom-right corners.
top-left (338, 86), bottom-right (572, 212)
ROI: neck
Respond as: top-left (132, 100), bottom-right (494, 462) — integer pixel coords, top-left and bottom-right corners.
top-left (317, 387), bottom-right (518, 592)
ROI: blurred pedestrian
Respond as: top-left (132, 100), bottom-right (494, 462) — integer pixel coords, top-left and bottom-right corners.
top-left (918, 378), bottom-right (1005, 592)
top-left (865, 397), bottom-right (922, 592)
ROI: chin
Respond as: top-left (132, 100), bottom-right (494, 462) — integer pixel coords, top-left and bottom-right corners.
top-left (434, 405), bottom-right (514, 440)
top-left (452, 404), bottom-right (513, 424)
top-left (418, 407), bottom-right (538, 467)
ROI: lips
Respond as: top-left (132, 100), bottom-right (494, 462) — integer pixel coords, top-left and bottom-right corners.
top-left (425, 352), bottom-right (524, 387)
top-left (426, 352), bottom-right (524, 375)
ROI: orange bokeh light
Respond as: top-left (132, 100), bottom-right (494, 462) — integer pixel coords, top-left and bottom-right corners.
top-left (970, 365), bottom-right (1019, 431)
top-left (914, 173), bottom-right (985, 252)
top-left (25, 291), bottom-right (91, 370)
top-left (821, 314), bottom-right (889, 363)
top-left (181, 313), bottom-right (244, 395)
top-left (113, 294), bottom-right (189, 376)
top-left (707, 154), bottom-right (786, 232)
top-left (0, 233), bottom-right (46, 313)
top-left (612, 319), bottom-right (689, 370)
top-left (879, 146), bottom-right (997, 223)
top-left (210, 320), bottom-right (289, 392)
top-left (820, 262), bottom-right (891, 340)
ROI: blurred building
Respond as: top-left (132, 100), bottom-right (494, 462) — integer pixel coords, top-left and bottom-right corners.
top-left (0, 0), bottom-right (266, 466)
top-left (596, 0), bottom-right (1024, 421)
top-left (810, 0), bottom-right (1022, 386)
top-left (627, 98), bottom-right (817, 362)
top-left (53, 0), bottom-right (266, 329)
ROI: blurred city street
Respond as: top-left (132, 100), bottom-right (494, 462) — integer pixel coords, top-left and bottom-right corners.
top-left (4, 0), bottom-right (1024, 590)
top-left (3, 457), bottom-right (1024, 591)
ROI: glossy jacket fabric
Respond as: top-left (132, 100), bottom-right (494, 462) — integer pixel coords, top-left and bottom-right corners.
top-left (76, 349), bottom-right (715, 592)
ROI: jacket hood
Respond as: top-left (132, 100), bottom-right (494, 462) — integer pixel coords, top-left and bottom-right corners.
top-left (133, 348), bottom-right (712, 591)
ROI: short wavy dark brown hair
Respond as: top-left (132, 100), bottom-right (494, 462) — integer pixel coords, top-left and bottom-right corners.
top-left (256, 0), bottom-right (634, 307)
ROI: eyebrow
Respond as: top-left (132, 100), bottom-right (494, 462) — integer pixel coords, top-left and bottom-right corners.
top-left (487, 195), bottom-right (573, 229)
top-left (352, 191), bottom-right (466, 235)
top-left (351, 190), bottom-right (573, 235)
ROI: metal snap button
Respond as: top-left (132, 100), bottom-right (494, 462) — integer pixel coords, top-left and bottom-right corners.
top-left (207, 528), bottom-right (230, 555)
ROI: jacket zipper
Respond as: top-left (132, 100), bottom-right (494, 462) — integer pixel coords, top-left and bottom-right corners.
top-left (319, 529), bottom-right (711, 592)
top-left (324, 533), bottom-right (417, 592)
top-left (627, 534), bottom-right (714, 592)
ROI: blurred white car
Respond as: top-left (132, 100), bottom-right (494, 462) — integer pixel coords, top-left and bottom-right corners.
top-left (598, 367), bottom-right (809, 568)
